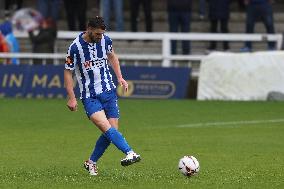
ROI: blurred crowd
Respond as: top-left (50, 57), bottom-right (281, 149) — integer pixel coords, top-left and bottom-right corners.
top-left (0, 0), bottom-right (280, 64)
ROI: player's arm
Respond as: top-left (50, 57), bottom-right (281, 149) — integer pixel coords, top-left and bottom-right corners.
top-left (107, 48), bottom-right (128, 92)
top-left (64, 69), bottom-right (77, 111)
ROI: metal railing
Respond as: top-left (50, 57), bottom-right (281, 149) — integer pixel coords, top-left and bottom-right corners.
top-left (0, 31), bottom-right (282, 77)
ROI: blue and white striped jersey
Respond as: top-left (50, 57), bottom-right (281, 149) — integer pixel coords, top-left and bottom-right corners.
top-left (65, 32), bottom-right (116, 99)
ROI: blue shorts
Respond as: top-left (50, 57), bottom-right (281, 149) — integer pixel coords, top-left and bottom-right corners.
top-left (81, 90), bottom-right (120, 119)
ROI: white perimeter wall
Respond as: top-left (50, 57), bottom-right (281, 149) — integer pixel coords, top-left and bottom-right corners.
top-left (197, 51), bottom-right (284, 101)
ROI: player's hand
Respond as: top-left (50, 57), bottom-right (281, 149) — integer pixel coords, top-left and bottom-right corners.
top-left (118, 77), bottom-right (128, 92)
top-left (67, 98), bottom-right (78, 111)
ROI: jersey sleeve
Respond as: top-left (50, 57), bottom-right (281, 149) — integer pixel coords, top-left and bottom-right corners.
top-left (105, 35), bottom-right (113, 54)
top-left (65, 44), bottom-right (77, 71)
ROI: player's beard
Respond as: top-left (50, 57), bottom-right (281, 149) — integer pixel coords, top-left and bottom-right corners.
top-left (88, 32), bottom-right (101, 43)
top-left (94, 38), bottom-right (101, 43)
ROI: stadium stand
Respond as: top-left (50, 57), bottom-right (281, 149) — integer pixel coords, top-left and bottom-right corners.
top-left (0, 0), bottom-right (284, 98)
top-left (1, 0), bottom-right (284, 54)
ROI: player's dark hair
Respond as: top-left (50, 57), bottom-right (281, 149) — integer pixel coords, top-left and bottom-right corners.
top-left (87, 16), bottom-right (106, 30)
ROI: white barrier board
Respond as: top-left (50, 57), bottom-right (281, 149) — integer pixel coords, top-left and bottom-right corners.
top-left (197, 51), bottom-right (284, 100)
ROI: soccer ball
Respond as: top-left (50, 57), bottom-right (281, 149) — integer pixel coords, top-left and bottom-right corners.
top-left (178, 156), bottom-right (200, 177)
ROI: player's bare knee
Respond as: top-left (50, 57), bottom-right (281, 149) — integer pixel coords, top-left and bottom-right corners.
top-left (93, 120), bottom-right (111, 132)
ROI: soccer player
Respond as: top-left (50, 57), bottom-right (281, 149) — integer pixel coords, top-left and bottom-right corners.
top-left (64, 16), bottom-right (141, 176)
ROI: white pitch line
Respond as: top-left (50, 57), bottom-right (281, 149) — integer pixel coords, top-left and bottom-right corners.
top-left (177, 119), bottom-right (284, 128)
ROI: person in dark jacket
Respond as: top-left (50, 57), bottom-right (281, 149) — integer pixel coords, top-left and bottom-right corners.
top-left (238, 0), bottom-right (245, 10)
top-left (4, 0), bottom-right (22, 16)
top-left (130, 0), bottom-right (153, 32)
top-left (199, 0), bottom-right (206, 19)
top-left (241, 0), bottom-right (275, 52)
top-left (37, 0), bottom-right (62, 22)
top-left (63, 0), bottom-right (87, 31)
top-left (29, 18), bottom-right (57, 63)
top-left (29, 18), bottom-right (57, 53)
top-left (167, 0), bottom-right (192, 55)
top-left (208, 0), bottom-right (231, 51)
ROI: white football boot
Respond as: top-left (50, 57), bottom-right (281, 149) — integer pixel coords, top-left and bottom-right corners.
top-left (84, 160), bottom-right (98, 176)
top-left (121, 152), bottom-right (141, 166)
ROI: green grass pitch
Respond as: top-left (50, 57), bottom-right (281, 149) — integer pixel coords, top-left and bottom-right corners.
top-left (0, 99), bottom-right (284, 189)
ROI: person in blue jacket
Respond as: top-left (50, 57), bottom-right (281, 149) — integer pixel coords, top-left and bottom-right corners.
top-left (242, 0), bottom-right (275, 52)
top-left (167, 0), bottom-right (192, 55)
top-left (0, 20), bottom-right (20, 65)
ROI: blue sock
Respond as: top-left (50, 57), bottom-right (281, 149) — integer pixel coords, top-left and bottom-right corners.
top-left (90, 134), bottom-right (111, 163)
top-left (104, 127), bottom-right (132, 154)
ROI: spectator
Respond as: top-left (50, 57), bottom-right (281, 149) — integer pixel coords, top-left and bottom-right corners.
top-left (4, 0), bottom-right (22, 17)
top-left (167, 0), bottom-right (192, 55)
top-left (238, 0), bottom-right (246, 10)
top-left (241, 0), bottom-right (275, 52)
top-left (63, 0), bottom-right (87, 31)
top-left (207, 0), bottom-right (231, 51)
top-left (130, 0), bottom-right (153, 32)
top-left (0, 19), bottom-right (20, 65)
top-left (29, 18), bottom-right (57, 63)
top-left (0, 32), bottom-right (10, 64)
top-left (37, 0), bottom-right (62, 22)
top-left (102, 0), bottom-right (124, 31)
top-left (199, 0), bottom-right (206, 20)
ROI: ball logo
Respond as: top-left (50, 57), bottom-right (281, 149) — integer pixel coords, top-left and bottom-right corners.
top-left (116, 80), bottom-right (176, 98)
